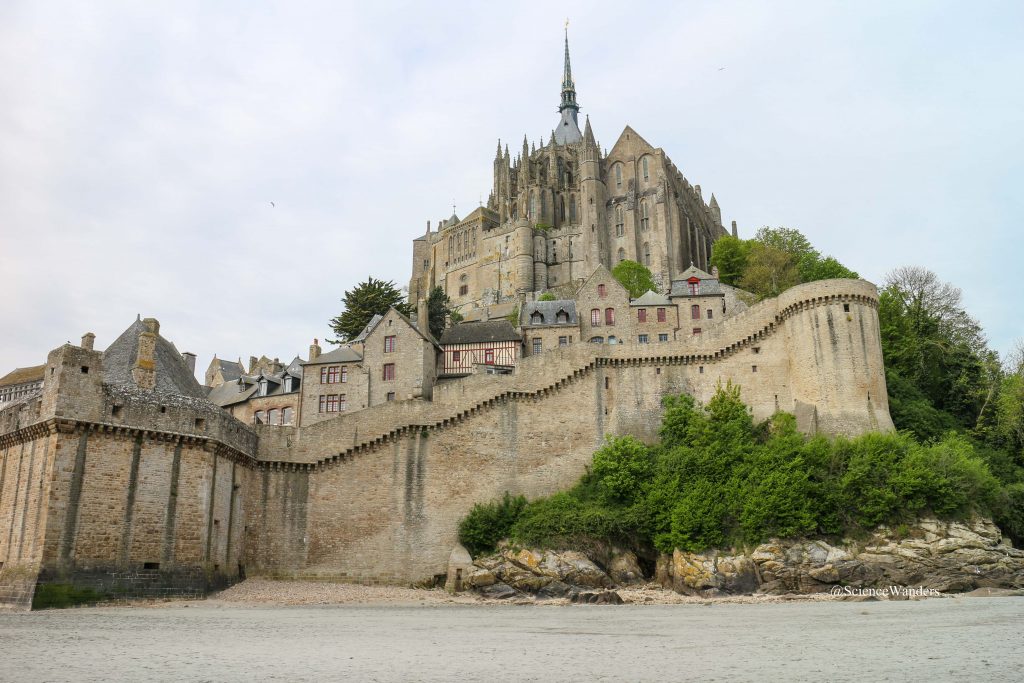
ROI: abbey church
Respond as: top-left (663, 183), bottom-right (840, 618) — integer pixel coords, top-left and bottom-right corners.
top-left (408, 32), bottom-right (732, 315)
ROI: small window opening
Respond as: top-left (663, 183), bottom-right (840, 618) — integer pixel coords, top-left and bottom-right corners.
top-left (143, 562), bottom-right (160, 570)
top-left (656, 368), bottom-right (661, 375)
top-left (112, 405), bottom-right (123, 417)
top-left (80, 366), bottom-right (89, 374)
top-left (699, 366), bottom-right (704, 374)
top-left (160, 405), bottom-right (167, 413)
top-left (753, 347), bottom-right (760, 354)
top-left (213, 519), bottom-right (220, 525)
top-left (604, 376), bottom-right (610, 390)
top-left (843, 303), bottom-right (850, 313)
top-left (752, 365), bottom-right (758, 373)
top-left (195, 418), bottom-right (206, 429)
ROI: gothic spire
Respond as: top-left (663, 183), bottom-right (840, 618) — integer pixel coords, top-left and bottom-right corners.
top-left (583, 115), bottom-right (596, 146)
top-left (553, 22), bottom-right (583, 145)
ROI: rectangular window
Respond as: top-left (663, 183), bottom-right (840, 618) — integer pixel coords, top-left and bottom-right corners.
top-left (658, 333), bottom-right (669, 342)
top-left (637, 309), bottom-right (647, 323)
top-left (693, 328), bottom-right (702, 335)
top-left (320, 367), bottom-right (327, 383)
top-left (384, 335), bottom-right (396, 353)
top-left (532, 338), bottom-right (542, 354)
top-left (459, 284), bottom-right (469, 296)
top-left (639, 334), bottom-right (649, 344)
top-left (752, 365), bottom-right (758, 373)
top-left (691, 305), bottom-right (701, 320)
top-left (341, 367), bottom-right (348, 383)
top-left (688, 282), bottom-right (700, 295)
top-left (326, 395), bottom-right (339, 412)
top-left (598, 284), bottom-right (606, 298)
top-left (707, 309), bottom-right (713, 319)
top-left (268, 408), bottom-right (279, 425)
top-left (452, 350), bottom-right (461, 363)
top-left (325, 366), bottom-right (339, 383)
top-left (591, 308), bottom-right (600, 326)
top-left (485, 349), bottom-right (494, 365)
top-left (282, 407), bottom-right (294, 425)
top-left (558, 336), bottom-right (568, 347)
top-left (386, 392), bottom-right (396, 401)
top-left (657, 307), bottom-right (666, 323)
top-left (339, 394), bottom-right (347, 411)
top-left (605, 308), bottom-right (615, 325)
top-left (383, 363), bottom-right (395, 381)
top-left (318, 396), bottom-right (326, 413)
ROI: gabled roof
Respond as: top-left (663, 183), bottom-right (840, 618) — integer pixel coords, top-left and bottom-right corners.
top-left (367, 307), bottom-right (442, 350)
top-left (678, 265), bottom-right (714, 280)
top-left (0, 365), bottom-right (45, 388)
top-left (522, 300), bottom-right (578, 326)
top-left (207, 381), bottom-right (258, 408)
top-left (302, 345), bottom-right (363, 366)
top-left (575, 264), bottom-right (628, 298)
top-left (631, 291), bottom-right (672, 306)
top-left (208, 357), bottom-right (244, 382)
top-left (440, 320), bottom-right (520, 345)
top-left (351, 314), bottom-right (384, 344)
top-left (607, 125), bottom-right (656, 160)
top-left (101, 318), bottom-right (208, 399)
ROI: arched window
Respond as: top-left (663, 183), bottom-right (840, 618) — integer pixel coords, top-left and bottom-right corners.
top-left (642, 156), bottom-right (649, 181)
top-left (615, 206), bottom-right (624, 237)
top-left (268, 408), bottom-right (279, 425)
top-left (559, 195), bottom-right (566, 221)
top-left (531, 311), bottom-right (544, 325)
top-left (569, 194), bottom-right (577, 222)
top-left (590, 336), bottom-right (604, 344)
top-left (617, 247), bottom-right (626, 262)
top-left (540, 191), bottom-right (547, 218)
top-left (615, 164), bottom-right (622, 189)
top-left (591, 308), bottom-right (601, 326)
top-left (529, 191), bottom-right (537, 219)
top-left (639, 199), bottom-right (650, 231)
top-left (511, 201), bottom-right (518, 219)
top-left (608, 335), bottom-right (618, 345)
top-left (605, 308), bottom-right (615, 325)
top-left (643, 242), bottom-right (651, 266)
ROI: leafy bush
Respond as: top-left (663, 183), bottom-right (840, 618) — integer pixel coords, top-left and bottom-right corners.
top-left (460, 384), bottom-right (1012, 556)
top-left (457, 492), bottom-right (526, 557)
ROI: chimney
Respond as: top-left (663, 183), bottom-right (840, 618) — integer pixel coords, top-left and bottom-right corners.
top-left (731, 220), bottom-right (738, 238)
top-left (181, 352), bottom-right (197, 374)
top-left (132, 319), bottom-right (158, 390)
top-left (711, 265), bottom-right (720, 279)
top-left (417, 298), bottom-right (429, 332)
top-left (309, 338), bottom-right (321, 361)
top-left (249, 356), bottom-right (258, 374)
top-left (81, 332), bottom-right (95, 350)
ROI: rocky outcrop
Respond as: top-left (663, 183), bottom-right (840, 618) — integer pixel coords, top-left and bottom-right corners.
top-left (658, 518), bottom-right (1024, 597)
top-left (456, 518), bottom-right (1024, 600)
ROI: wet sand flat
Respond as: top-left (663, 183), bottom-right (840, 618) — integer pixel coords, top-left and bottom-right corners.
top-left (0, 597), bottom-right (1021, 682)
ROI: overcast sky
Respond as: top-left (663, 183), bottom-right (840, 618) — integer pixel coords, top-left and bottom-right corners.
top-left (1, 0), bottom-right (1021, 377)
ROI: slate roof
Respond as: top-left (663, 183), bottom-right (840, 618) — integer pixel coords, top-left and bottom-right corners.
top-left (207, 381), bottom-right (257, 407)
top-left (303, 346), bottom-right (363, 366)
top-left (0, 365), bottom-right (45, 388)
top-left (630, 291), bottom-right (672, 306)
top-left (522, 300), bottom-right (578, 326)
top-left (440, 320), bottom-right (521, 345)
top-left (209, 358), bottom-right (244, 382)
top-left (101, 318), bottom-right (208, 399)
top-left (351, 314), bottom-right (384, 344)
top-left (670, 279), bottom-right (723, 297)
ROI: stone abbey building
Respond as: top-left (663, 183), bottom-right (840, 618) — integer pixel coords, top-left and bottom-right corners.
top-left (408, 32), bottom-right (732, 317)
top-left (0, 35), bottom-right (894, 610)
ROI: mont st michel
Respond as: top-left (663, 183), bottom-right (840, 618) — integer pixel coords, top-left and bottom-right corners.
top-left (1, 4), bottom-right (1022, 682)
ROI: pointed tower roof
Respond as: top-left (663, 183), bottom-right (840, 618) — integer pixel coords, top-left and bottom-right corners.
top-left (583, 115), bottom-right (596, 146)
top-left (554, 24), bottom-right (583, 145)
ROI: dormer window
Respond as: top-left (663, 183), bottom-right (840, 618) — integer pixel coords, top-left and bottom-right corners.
top-left (687, 277), bottom-right (701, 295)
top-left (284, 376), bottom-right (294, 392)
top-left (258, 380), bottom-right (268, 397)
top-left (556, 310), bottom-right (569, 324)
top-left (531, 311), bottom-right (544, 325)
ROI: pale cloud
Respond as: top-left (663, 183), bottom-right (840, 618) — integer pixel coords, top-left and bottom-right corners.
top-left (1, 0), bottom-right (1021, 377)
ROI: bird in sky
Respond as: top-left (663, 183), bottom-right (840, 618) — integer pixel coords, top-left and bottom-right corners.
top-left (270, 202), bottom-right (275, 208)
top-left (718, 67), bottom-right (726, 71)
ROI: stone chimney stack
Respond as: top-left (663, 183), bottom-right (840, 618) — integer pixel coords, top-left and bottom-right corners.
top-left (81, 332), bottom-right (95, 350)
top-left (731, 220), bottom-right (738, 238)
top-left (309, 338), bottom-right (321, 361)
top-left (132, 318), bottom-right (159, 390)
top-left (417, 298), bottom-right (429, 332)
top-left (249, 356), bottom-right (258, 373)
top-left (711, 265), bottom-right (720, 279)
top-left (181, 352), bottom-right (197, 374)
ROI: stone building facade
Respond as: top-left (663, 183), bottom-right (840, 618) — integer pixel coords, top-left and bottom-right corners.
top-left (408, 33), bottom-right (731, 319)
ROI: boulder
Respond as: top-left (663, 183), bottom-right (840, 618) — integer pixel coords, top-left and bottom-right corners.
top-left (478, 582), bottom-right (518, 600)
top-left (571, 590), bottom-right (624, 605)
top-left (536, 580), bottom-right (573, 600)
top-left (608, 550), bottom-right (644, 585)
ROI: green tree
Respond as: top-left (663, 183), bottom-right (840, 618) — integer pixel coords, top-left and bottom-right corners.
top-left (738, 242), bottom-right (800, 299)
top-left (426, 285), bottom-right (453, 340)
top-left (612, 259), bottom-right (658, 298)
top-left (538, 292), bottom-right (557, 301)
top-left (327, 277), bottom-right (412, 343)
top-left (709, 235), bottom-right (750, 286)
